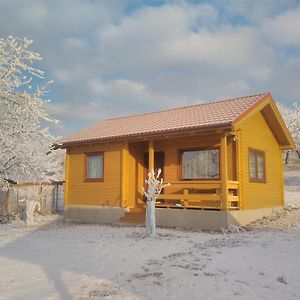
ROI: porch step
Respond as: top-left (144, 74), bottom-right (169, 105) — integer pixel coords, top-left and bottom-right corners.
top-left (119, 208), bottom-right (146, 225)
top-left (127, 207), bottom-right (145, 213)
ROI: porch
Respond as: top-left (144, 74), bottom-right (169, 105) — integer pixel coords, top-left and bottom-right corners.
top-left (120, 129), bottom-right (242, 212)
top-left (156, 180), bottom-right (239, 210)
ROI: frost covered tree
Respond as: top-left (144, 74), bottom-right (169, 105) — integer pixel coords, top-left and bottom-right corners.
top-left (278, 102), bottom-right (300, 164)
top-left (143, 169), bottom-right (170, 236)
top-left (0, 36), bottom-right (64, 221)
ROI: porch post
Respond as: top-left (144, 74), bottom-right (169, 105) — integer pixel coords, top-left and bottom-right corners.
top-left (121, 141), bottom-right (129, 207)
top-left (236, 130), bottom-right (243, 210)
top-left (148, 140), bottom-right (154, 171)
top-left (220, 133), bottom-right (229, 211)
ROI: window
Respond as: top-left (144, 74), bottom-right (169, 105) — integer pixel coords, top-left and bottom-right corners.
top-left (249, 148), bottom-right (265, 182)
top-left (181, 149), bottom-right (219, 180)
top-left (86, 153), bottom-right (104, 181)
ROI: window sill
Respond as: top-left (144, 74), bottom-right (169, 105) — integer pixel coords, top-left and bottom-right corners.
top-left (180, 178), bottom-right (220, 181)
top-left (84, 179), bottom-right (104, 183)
top-left (249, 179), bottom-right (266, 183)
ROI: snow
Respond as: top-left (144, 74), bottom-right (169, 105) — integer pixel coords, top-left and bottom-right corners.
top-left (0, 36), bottom-right (64, 186)
top-left (278, 102), bottom-right (300, 151)
top-left (285, 162), bottom-right (300, 210)
top-left (0, 217), bottom-right (299, 299)
top-left (0, 165), bottom-right (299, 299)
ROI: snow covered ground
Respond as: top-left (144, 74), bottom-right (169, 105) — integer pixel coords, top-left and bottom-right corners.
top-left (0, 163), bottom-right (299, 300)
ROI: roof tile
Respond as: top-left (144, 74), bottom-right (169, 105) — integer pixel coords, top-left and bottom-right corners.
top-left (58, 93), bottom-right (269, 145)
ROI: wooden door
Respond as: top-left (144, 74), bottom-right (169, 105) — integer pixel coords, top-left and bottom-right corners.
top-left (144, 152), bottom-right (165, 194)
top-left (144, 151), bottom-right (164, 177)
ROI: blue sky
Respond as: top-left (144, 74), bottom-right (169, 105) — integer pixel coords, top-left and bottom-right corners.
top-left (1, 0), bottom-right (300, 136)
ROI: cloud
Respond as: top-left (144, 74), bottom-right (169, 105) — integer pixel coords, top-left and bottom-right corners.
top-left (1, 0), bottom-right (300, 135)
top-left (87, 79), bottom-right (105, 96)
top-left (97, 4), bottom-right (276, 101)
top-left (224, 0), bottom-right (298, 24)
top-left (98, 3), bottom-right (219, 78)
top-left (262, 7), bottom-right (300, 47)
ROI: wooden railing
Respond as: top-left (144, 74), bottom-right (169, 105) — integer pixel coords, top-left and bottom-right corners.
top-left (156, 181), bottom-right (239, 210)
top-left (227, 181), bottom-right (239, 209)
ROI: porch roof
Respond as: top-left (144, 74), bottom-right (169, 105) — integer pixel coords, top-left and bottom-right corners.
top-left (56, 92), bottom-right (292, 148)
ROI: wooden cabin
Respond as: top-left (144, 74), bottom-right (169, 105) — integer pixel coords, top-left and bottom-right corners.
top-left (57, 93), bottom-right (295, 229)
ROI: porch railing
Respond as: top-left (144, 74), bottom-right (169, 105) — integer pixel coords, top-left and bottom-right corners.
top-left (156, 181), bottom-right (239, 210)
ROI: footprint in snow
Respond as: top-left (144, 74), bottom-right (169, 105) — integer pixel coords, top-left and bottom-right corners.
top-left (277, 276), bottom-right (287, 285)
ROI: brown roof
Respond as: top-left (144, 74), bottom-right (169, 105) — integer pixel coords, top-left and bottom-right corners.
top-left (58, 92), bottom-right (270, 146)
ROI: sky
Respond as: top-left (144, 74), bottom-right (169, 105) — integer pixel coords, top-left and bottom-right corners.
top-left (1, 0), bottom-right (300, 136)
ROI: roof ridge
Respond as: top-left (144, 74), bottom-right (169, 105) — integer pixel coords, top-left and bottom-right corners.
top-left (102, 92), bottom-right (269, 123)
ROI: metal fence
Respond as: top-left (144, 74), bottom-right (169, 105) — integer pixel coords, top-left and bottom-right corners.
top-left (0, 181), bottom-right (64, 216)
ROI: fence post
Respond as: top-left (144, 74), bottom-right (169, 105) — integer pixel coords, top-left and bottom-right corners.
top-left (4, 189), bottom-right (10, 216)
top-left (52, 184), bottom-right (57, 214)
top-left (16, 187), bottom-right (19, 213)
top-left (39, 185), bottom-right (43, 215)
top-left (183, 189), bottom-right (189, 208)
top-left (52, 184), bottom-right (55, 214)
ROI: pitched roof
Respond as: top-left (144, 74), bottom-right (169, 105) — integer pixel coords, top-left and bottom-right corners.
top-left (58, 92), bottom-right (270, 146)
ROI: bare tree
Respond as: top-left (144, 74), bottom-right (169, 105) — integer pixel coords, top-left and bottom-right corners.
top-left (143, 169), bottom-right (170, 236)
top-left (0, 36), bottom-right (64, 223)
top-left (277, 102), bottom-right (300, 164)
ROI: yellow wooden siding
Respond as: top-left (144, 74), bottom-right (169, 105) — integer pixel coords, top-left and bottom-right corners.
top-left (238, 112), bottom-right (283, 209)
top-left (136, 144), bottom-right (147, 204)
top-left (155, 135), bottom-right (220, 181)
top-left (126, 143), bottom-right (143, 207)
top-left (67, 143), bottom-right (122, 206)
top-left (140, 135), bottom-right (236, 197)
top-left (120, 143), bottom-right (128, 207)
top-left (125, 149), bottom-right (135, 207)
top-left (67, 133), bottom-right (237, 207)
top-left (236, 129), bottom-right (244, 209)
top-left (227, 139), bottom-right (236, 181)
top-left (127, 142), bottom-right (147, 206)
top-left (64, 149), bottom-right (70, 205)
top-left (124, 135), bottom-right (237, 204)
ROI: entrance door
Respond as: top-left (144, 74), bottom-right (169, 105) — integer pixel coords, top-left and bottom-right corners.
top-left (143, 152), bottom-right (165, 197)
top-left (144, 151), bottom-right (165, 180)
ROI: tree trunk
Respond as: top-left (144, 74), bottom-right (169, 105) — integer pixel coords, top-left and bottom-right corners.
top-left (285, 151), bottom-right (289, 165)
top-left (25, 200), bottom-right (39, 225)
top-left (144, 169), bottom-right (169, 237)
top-left (146, 200), bottom-right (156, 236)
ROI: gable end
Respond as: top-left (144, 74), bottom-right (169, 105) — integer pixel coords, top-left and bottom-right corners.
top-left (233, 94), bottom-right (295, 150)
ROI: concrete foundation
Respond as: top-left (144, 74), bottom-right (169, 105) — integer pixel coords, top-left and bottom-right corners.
top-left (64, 204), bottom-right (282, 230)
top-left (64, 205), bottom-right (126, 224)
top-left (155, 206), bottom-right (282, 230)
top-left (227, 206), bottom-right (282, 227)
